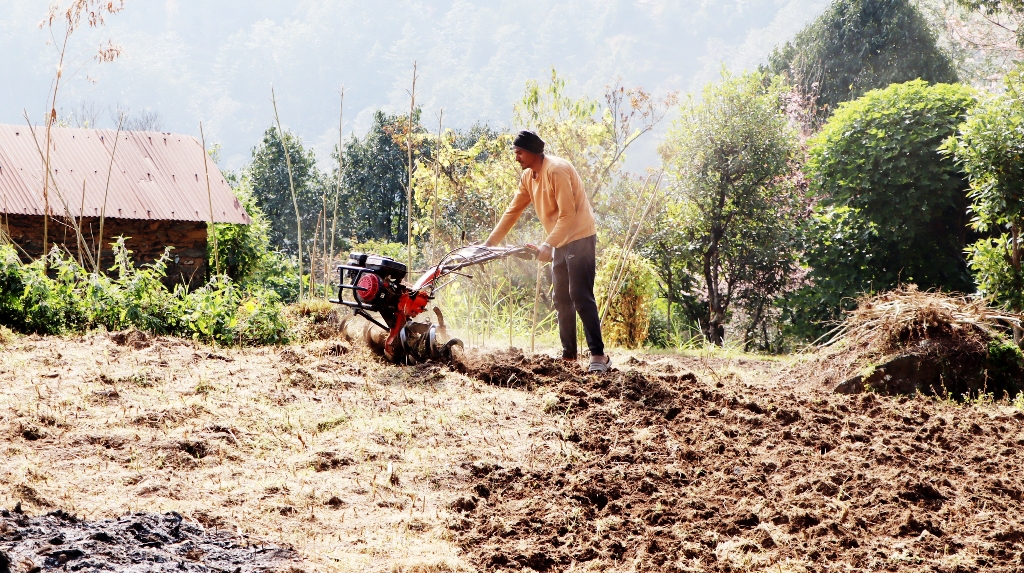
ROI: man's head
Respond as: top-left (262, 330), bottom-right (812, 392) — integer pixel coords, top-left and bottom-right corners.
top-left (513, 130), bottom-right (545, 170)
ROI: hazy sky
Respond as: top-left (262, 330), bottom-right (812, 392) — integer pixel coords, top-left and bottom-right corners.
top-left (1, 0), bottom-right (828, 172)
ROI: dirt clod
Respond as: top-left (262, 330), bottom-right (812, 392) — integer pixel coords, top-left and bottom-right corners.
top-left (455, 350), bottom-right (1024, 572)
top-left (0, 510), bottom-right (299, 572)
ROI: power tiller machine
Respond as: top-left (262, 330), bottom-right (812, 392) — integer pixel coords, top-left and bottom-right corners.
top-left (330, 245), bottom-right (536, 364)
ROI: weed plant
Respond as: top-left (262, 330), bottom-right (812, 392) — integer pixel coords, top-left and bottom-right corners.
top-left (0, 240), bottom-right (288, 345)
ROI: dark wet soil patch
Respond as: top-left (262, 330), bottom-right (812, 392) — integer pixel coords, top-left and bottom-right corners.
top-left (454, 349), bottom-right (1024, 572)
top-left (0, 509), bottom-right (301, 572)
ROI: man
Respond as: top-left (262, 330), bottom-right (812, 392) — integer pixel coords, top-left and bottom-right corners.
top-left (484, 130), bottom-right (611, 372)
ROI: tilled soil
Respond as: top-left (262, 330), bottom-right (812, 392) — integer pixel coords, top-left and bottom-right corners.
top-left (0, 509), bottom-right (299, 572)
top-left (453, 349), bottom-right (1024, 572)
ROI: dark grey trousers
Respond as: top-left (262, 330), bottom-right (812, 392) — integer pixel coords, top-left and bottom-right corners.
top-left (551, 234), bottom-right (604, 359)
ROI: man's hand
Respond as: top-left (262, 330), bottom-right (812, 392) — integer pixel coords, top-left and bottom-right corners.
top-left (527, 242), bottom-right (553, 263)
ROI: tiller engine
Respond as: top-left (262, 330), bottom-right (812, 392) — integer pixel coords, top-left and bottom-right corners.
top-left (330, 245), bottom-right (535, 364)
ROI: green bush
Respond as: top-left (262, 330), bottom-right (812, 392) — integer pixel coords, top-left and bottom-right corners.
top-left (795, 80), bottom-right (977, 338)
top-left (943, 72), bottom-right (1024, 315)
top-left (212, 176), bottom-right (301, 303)
top-left (0, 241), bottom-right (289, 345)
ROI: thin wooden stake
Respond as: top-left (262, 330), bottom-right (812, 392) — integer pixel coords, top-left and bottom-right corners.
top-left (97, 114), bottom-right (125, 273)
top-left (199, 122), bottom-right (219, 277)
top-left (406, 62), bottom-right (418, 273)
top-left (271, 86), bottom-right (303, 300)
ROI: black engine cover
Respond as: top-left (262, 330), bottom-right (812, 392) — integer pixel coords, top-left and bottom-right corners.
top-left (346, 252), bottom-right (407, 282)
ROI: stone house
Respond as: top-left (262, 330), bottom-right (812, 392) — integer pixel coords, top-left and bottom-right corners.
top-left (0, 124), bottom-right (249, 287)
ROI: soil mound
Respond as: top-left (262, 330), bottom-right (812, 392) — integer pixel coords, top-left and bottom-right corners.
top-left (460, 348), bottom-right (581, 389)
top-left (802, 288), bottom-right (1024, 398)
top-left (0, 509), bottom-right (300, 572)
top-left (453, 351), bottom-right (1024, 572)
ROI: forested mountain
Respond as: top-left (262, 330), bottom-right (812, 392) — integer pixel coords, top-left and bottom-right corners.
top-left (0, 0), bottom-right (830, 170)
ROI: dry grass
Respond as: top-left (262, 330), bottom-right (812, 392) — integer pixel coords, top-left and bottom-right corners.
top-left (822, 286), bottom-right (1022, 351)
top-left (788, 287), bottom-right (1024, 393)
top-left (0, 331), bottom-right (564, 571)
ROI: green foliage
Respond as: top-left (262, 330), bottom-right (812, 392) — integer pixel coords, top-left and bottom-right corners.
top-left (0, 242), bottom-right (289, 345)
top-left (659, 70), bottom-right (802, 346)
top-left (336, 110), bottom-right (421, 244)
top-left (0, 246), bottom-right (25, 326)
top-left (212, 174), bottom-right (300, 303)
top-left (212, 176), bottom-right (272, 283)
top-left (412, 127), bottom-right (524, 255)
top-left (966, 235), bottom-right (1024, 310)
top-left (944, 72), bottom-right (1024, 310)
top-left (348, 240), bottom-right (408, 261)
top-left (796, 80), bottom-right (977, 337)
top-left (986, 335), bottom-right (1024, 379)
top-left (596, 251), bottom-right (658, 348)
top-left (768, 0), bottom-right (958, 126)
top-left (249, 126), bottom-right (327, 256)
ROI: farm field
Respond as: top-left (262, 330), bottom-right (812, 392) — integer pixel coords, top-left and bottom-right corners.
top-left (2, 332), bottom-right (1024, 572)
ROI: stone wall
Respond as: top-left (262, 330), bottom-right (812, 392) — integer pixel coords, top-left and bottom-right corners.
top-left (1, 214), bottom-right (208, 288)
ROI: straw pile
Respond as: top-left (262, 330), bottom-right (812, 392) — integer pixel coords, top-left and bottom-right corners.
top-left (801, 287), bottom-right (1024, 398)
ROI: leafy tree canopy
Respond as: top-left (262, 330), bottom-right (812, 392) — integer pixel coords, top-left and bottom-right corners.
top-left (767, 0), bottom-right (958, 126)
top-left (248, 127), bottom-right (326, 257)
top-left (943, 72), bottom-right (1024, 315)
top-left (335, 110), bottom-right (423, 244)
top-left (795, 80), bottom-right (977, 336)
top-left (659, 70), bottom-right (802, 347)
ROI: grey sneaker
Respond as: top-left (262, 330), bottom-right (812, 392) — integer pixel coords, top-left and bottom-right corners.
top-left (588, 357), bottom-right (612, 373)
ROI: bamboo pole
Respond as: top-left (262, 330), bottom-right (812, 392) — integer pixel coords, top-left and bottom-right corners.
top-left (97, 114), bottom-right (125, 273)
top-left (600, 173), bottom-right (664, 323)
top-left (23, 116), bottom-right (95, 270)
top-left (199, 122), bottom-right (219, 277)
top-left (431, 109), bottom-right (443, 263)
top-left (531, 260), bottom-right (543, 354)
top-left (329, 87), bottom-right (346, 298)
top-left (77, 178), bottom-right (86, 267)
top-left (271, 86), bottom-right (303, 300)
top-left (406, 62), bottom-right (418, 274)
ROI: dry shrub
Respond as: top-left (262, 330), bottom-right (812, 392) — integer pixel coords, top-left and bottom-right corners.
top-left (796, 287), bottom-right (1024, 397)
top-left (823, 286), bottom-right (1018, 354)
top-left (596, 251), bottom-right (657, 348)
top-left (286, 299), bottom-right (343, 341)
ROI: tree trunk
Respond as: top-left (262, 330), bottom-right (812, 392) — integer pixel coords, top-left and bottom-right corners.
top-left (665, 262), bottom-right (673, 336)
top-left (1014, 220), bottom-right (1022, 347)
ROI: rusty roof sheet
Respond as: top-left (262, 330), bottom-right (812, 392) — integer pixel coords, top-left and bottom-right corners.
top-left (0, 124), bottom-right (250, 224)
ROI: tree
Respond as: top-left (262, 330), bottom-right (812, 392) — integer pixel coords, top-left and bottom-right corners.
top-left (211, 175), bottom-right (271, 284)
top-left (767, 0), bottom-right (958, 127)
top-left (412, 125), bottom-right (524, 255)
top-left (209, 176), bottom-right (299, 302)
top-left (943, 72), bottom-right (1024, 338)
top-left (954, 0), bottom-right (1024, 49)
top-left (795, 80), bottom-right (977, 337)
top-left (659, 70), bottom-right (801, 346)
top-left (248, 127), bottom-right (325, 257)
top-left (514, 69), bottom-right (675, 203)
top-left (334, 111), bottom-right (421, 244)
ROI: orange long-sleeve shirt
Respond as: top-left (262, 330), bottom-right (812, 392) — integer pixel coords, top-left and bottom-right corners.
top-left (485, 155), bottom-right (596, 248)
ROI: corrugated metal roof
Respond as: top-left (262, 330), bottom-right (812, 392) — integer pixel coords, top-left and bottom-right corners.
top-left (0, 124), bottom-right (250, 224)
